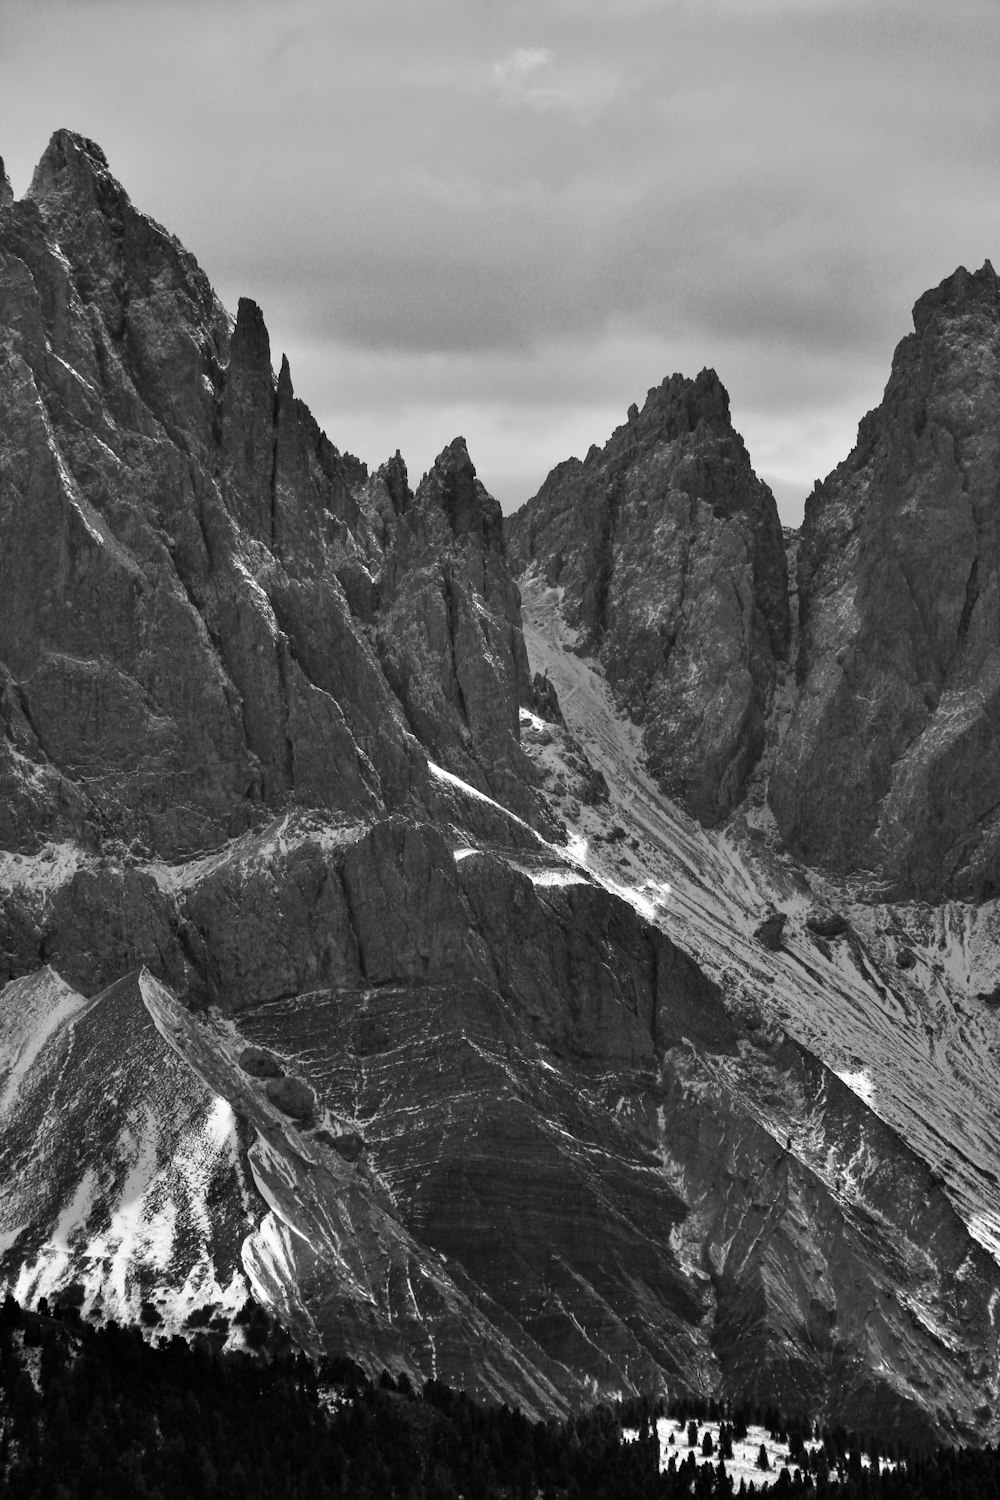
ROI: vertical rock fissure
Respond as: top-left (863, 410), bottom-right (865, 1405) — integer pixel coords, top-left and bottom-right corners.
top-left (594, 489), bottom-right (618, 643)
top-left (648, 934), bottom-right (661, 1056)
top-left (268, 392), bottom-right (280, 555)
top-left (957, 554), bottom-right (980, 646)
top-left (337, 862), bottom-right (370, 984)
top-left (444, 569), bottom-right (471, 731)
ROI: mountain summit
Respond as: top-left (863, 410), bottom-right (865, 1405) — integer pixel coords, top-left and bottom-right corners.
top-left (506, 369), bottom-right (789, 825)
top-left (4, 133), bottom-right (1000, 1445)
top-left (770, 261), bottom-right (1000, 901)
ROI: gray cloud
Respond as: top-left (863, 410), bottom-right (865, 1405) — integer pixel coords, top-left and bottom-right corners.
top-left (2, 0), bottom-right (998, 518)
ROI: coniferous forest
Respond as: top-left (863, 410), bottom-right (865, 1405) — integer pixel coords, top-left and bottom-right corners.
top-left (3, 1295), bottom-right (1000, 1500)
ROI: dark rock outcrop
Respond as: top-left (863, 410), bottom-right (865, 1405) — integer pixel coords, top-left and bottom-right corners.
top-left (769, 263), bottom-right (1000, 900)
top-left (239, 1046), bottom-right (283, 1079)
top-left (371, 439), bottom-right (553, 832)
top-left (0, 130), bottom-right (556, 857)
top-left (753, 911), bottom-right (787, 952)
top-left (507, 371), bottom-right (789, 823)
top-left (529, 670), bottom-right (563, 725)
top-left (805, 910), bottom-right (848, 940)
top-left (265, 1074), bottom-right (316, 1123)
top-left (323, 1128), bottom-right (364, 1162)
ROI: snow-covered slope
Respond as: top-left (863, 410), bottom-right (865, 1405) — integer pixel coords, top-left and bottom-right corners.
top-left (0, 968), bottom-right (252, 1329)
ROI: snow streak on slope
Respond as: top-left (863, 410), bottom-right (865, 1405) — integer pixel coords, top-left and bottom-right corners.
top-left (143, 810), bottom-right (369, 895)
top-left (519, 571), bottom-right (1000, 1265)
top-left (0, 967), bottom-right (88, 1115)
top-left (0, 843), bottom-right (88, 896)
top-left (0, 969), bottom-right (253, 1330)
top-left (139, 972), bottom-right (579, 1416)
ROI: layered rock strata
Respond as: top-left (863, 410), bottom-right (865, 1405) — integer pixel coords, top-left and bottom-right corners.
top-left (6, 823), bottom-right (999, 1443)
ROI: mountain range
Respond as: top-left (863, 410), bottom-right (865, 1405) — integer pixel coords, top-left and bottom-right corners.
top-left (3, 129), bottom-right (1000, 1449)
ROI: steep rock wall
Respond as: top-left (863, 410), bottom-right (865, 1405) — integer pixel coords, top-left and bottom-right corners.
top-left (507, 372), bottom-right (789, 824)
top-left (770, 263), bottom-right (1000, 900)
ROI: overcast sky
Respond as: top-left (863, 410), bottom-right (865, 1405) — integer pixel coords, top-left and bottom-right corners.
top-left (3, 0), bottom-right (999, 523)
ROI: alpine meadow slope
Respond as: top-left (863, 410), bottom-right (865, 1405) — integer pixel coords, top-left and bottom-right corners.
top-left (3, 131), bottom-right (1000, 1446)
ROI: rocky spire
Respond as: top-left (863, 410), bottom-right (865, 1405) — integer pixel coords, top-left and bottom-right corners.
top-left (415, 436), bottom-right (505, 555)
top-left (28, 128), bottom-right (113, 200)
top-left (770, 261), bottom-right (1000, 899)
top-left (506, 369), bottom-right (789, 825)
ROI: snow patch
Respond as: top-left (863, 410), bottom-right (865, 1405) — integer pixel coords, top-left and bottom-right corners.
top-left (427, 760), bottom-right (540, 840)
top-left (144, 813), bottom-right (367, 895)
top-left (0, 841), bottom-right (88, 894)
top-left (834, 1069), bottom-right (876, 1108)
top-left (0, 1225), bottom-right (26, 1257)
top-left (205, 1095), bottom-right (237, 1149)
top-left (13, 1168), bottom-right (100, 1306)
top-left (967, 1213), bottom-right (1000, 1262)
top-left (623, 1419), bottom-right (841, 1490)
top-left (0, 968), bottom-right (90, 1116)
top-left (519, 866), bottom-right (590, 889)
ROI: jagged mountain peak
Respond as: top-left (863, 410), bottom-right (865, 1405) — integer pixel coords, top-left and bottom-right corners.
top-left (0, 125), bottom-right (553, 861)
top-left (562, 368), bottom-right (739, 487)
top-left (506, 365), bottom-right (787, 824)
top-left (620, 366), bottom-right (734, 448)
top-left (0, 157), bottom-right (12, 211)
top-left (20, 127), bottom-right (229, 392)
top-left (276, 349), bottom-right (294, 397)
top-left (231, 294), bottom-right (271, 360)
top-left (379, 449), bottom-right (412, 515)
top-left (27, 128), bottom-right (114, 203)
top-left (912, 257), bottom-right (1000, 335)
top-left (771, 258), bottom-right (1000, 900)
top-left (415, 434), bottom-right (504, 551)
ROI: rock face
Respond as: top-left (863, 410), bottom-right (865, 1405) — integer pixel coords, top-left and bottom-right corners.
top-left (0, 132), bottom-right (419, 858)
top-left (366, 439), bottom-right (551, 830)
top-left (0, 969), bottom-right (254, 1324)
top-left (516, 585), bottom-right (1000, 1446)
top-left (0, 130), bottom-right (552, 863)
top-left (506, 372), bottom-right (789, 823)
top-left (770, 263), bottom-right (1000, 900)
top-left (5, 132), bottom-right (1000, 1447)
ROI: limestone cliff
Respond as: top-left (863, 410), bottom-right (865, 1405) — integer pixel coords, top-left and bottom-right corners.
top-left (366, 438), bottom-right (551, 830)
top-left (506, 372), bottom-right (789, 824)
top-left (0, 130), bottom-right (551, 865)
top-left (769, 262), bottom-right (1000, 901)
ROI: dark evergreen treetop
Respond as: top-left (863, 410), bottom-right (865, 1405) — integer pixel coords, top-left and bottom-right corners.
top-left (0, 1295), bottom-right (996, 1500)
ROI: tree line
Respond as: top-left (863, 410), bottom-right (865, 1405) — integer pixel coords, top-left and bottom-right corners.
top-left (0, 1294), bottom-right (996, 1500)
